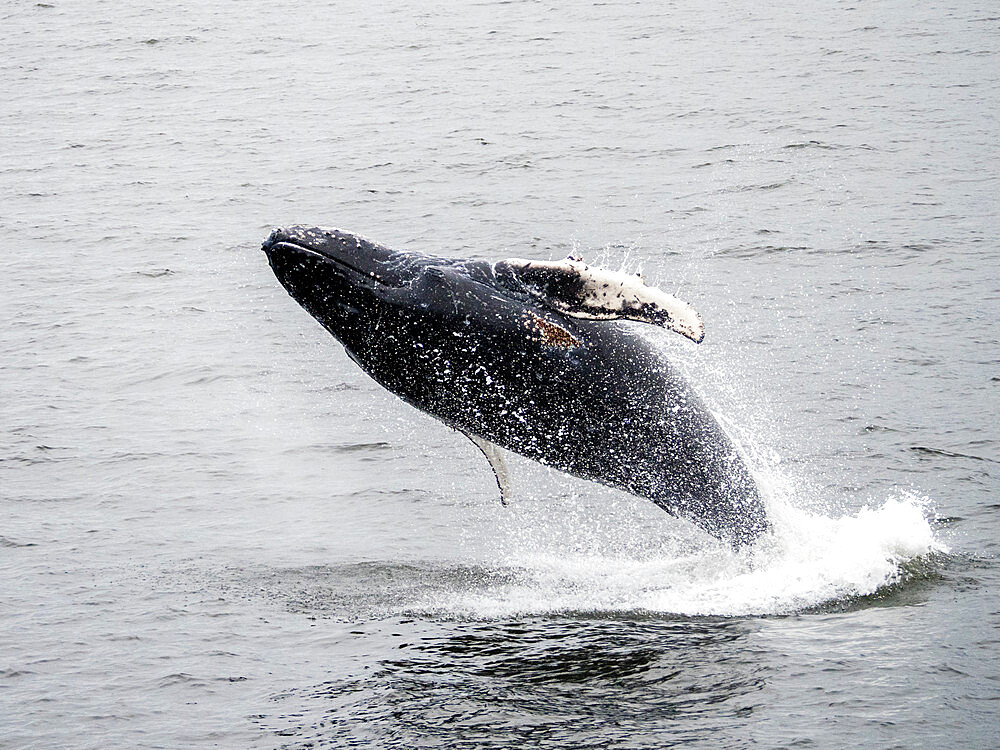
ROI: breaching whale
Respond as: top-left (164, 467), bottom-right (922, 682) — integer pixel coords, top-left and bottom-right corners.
top-left (262, 226), bottom-right (769, 547)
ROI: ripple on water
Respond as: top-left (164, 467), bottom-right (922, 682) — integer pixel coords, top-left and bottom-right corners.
top-left (255, 617), bottom-right (770, 750)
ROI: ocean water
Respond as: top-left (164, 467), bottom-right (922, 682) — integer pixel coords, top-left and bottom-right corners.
top-left (2, 0), bottom-right (998, 747)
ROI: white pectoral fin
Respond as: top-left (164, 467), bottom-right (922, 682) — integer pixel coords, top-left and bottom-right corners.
top-left (462, 431), bottom-right (512, 506)
top-left (499, 257), bottom-right (705, 343)
top-left (599, 284), bottom-right (705, 344)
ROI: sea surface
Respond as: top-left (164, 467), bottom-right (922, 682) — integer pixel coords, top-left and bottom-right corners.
top-left (2, 1), bottom-right (998, 747)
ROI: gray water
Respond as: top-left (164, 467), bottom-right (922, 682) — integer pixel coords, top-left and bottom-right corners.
top-left (2, 0), bottom-right (998, 747)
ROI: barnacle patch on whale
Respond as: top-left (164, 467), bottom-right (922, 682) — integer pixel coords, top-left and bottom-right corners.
top-left (522, 312), bottom-right (581, 349)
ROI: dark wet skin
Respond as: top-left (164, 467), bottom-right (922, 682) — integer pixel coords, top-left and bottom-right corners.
top-left (263, 227), bottom-right (769, 548)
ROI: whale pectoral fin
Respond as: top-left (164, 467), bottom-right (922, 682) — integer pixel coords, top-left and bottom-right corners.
top-left (461, 430), bottom-right (511, 506)
top-left (496, 257), bottom-right (705, 343)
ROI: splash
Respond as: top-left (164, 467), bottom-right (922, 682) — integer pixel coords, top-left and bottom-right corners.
top-left (421, 485), bottom-right (945, 619)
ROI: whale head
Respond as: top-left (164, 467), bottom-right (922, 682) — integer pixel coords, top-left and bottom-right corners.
top-left (262, 226), bottom-right (436, 360)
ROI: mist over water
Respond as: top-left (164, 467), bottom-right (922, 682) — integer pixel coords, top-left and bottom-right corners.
top-left (2, 0), bottom-right (998, 747)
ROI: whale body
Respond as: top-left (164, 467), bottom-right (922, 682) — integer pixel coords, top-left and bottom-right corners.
top-left (262, 226), bottom-right (769, 547)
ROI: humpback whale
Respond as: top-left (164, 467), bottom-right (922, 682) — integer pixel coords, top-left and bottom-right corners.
top-left (262, 226), bottom-right (769, 548)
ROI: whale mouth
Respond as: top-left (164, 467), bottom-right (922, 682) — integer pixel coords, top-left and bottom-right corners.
top-left (265, 239), bottom-right (380, 283)
top-left (262, 228), bottom-right (383, 284)
top-left (261, 226), bottom-right (422, 290)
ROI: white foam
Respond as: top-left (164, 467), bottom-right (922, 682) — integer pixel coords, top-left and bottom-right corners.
top-left (421, 487), bottom-right (945, 619)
